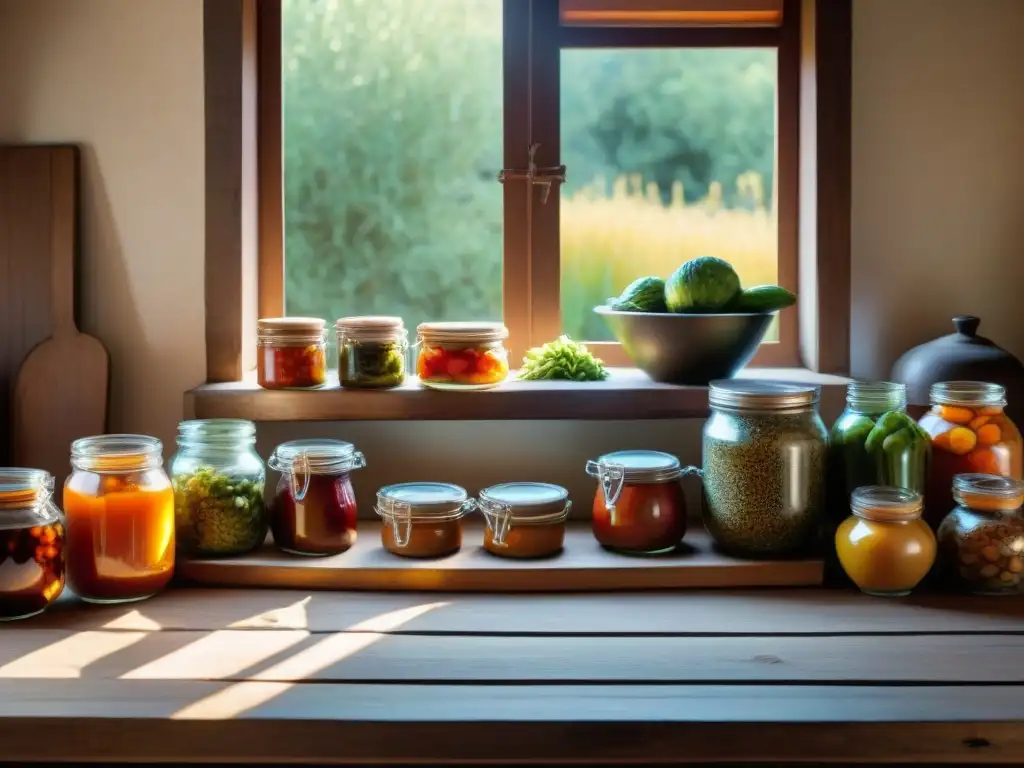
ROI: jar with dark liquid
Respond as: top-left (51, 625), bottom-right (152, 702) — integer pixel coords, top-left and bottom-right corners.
top-left (268, 439), bottom-right (366, 556)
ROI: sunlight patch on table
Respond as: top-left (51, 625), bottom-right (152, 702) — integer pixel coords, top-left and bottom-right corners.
top-left (0, 631), bottom-right (147, 678)
top-left (121, 630), bottom-right (310, 680)
top-left (228, 595), bottom-right (312, 629)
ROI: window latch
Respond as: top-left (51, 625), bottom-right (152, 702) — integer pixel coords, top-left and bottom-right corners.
top-left (498, 143), bottom-right (566, 204)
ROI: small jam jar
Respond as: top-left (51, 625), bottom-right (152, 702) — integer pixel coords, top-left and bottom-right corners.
top-left (937, 473), bottom-right (1024, 595)
top-left (586, 450), bottom-right (687, 555)
top-left (256, 317), bottom-right (329, 389)
top-left (268, 439), bottom-right (366, 556)
top-left (478, 482), bottom-right (571, 559)
top-left (0, 468), bottom-right (65, 621)
top-left (375, 482), bottom-right (474, 558)
top-left (336, 315), bottom-right (408, 389)
top-left (416, 321), bottom-right (509, 390)
top-left (835, 486), bottom-right (936, 597)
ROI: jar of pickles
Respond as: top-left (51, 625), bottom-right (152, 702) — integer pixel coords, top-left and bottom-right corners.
top-left (937, 474), bottom-right (1024, 594)
top-left (478, 482), bottom-right (571, 559)
top-left (170, 419), bottom-right (267, 558)
top-left (256, 317), bottom-right (328, 389)
top-left (835, 486), bottom-right (936, 597)
top-left (586, 450), bottom-right (687, 555)
top-left (0, 469), bottom-right (65, 620)
top-left (415, 322), bottom-right (509, 390)
top-left (268, 439), bottom-right (365, 556)
top-left (64, 435), bottom-right (175, 603)
top-left (337, 316), bottom-right (408, 389)
top-left (919, 382), bottom-right (1023, 528)
top-left (375, 482), bottom-right (474, 558)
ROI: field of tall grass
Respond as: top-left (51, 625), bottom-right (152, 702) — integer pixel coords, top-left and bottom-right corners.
top-left (561, 174), bottom-right (778, 341)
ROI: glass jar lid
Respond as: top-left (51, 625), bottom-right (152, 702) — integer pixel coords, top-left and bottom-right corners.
top-left (0, 468), bottom-right (58, 529)
top-left (416, 321), bottom-right (509, 344)
top-left (478, 482), bottom-right (571, 545)
top-left (586, 450), bottom-right (681, 484)
top-left (953, 473), bottom-right (1024, 511)
top-left (846, 381), bottom-right (907, 411)
top-left (336, 315), bottom-right (407, 343)
top-left (709, 380), bottom-right (820, 411)
top-left (850, 486), bottom-right (923, 523)
top-left (177, 418), bottom-right (256, 447)
top-left (931, 381), bottom-right (1006, 408)
top-left (257, 317), bottom-right (327, 344)
top-left (71, 434), bottom-right (164, 473)
top-left (269, 439), bottom-right (365, 475)
top-left (375, 482), bottom-right (472, 521)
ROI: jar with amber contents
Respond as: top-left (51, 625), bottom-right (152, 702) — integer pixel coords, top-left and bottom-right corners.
top-left (937, 474), bottom-right (1024, 595)
top-left (478, 482), bottom-right (571, 559)
top-left (64, 435), bottom-right (175, 604)
top-left (919, 382), bottom-right (1023, 528)
top-left (375, 482), bottom-right (474, 558)
top-left (416, 322), bottom-right (509, 390)
top-left (0, 468), bottom-right (65, 620)
top-left (256, 317), bottom-right (328, 389)
top-left (835, 486), bottom-right (936, 596)
top-left (586, 450), bottom-right (687, 555)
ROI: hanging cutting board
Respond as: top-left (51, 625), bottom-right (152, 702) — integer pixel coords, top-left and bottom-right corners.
top-left (10, 146), bottom-right (109, 490)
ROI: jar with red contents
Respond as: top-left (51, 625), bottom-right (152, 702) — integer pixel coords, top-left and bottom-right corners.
top-left (415, 322), bottom-right (509, 390)
top-left (256, 317), bottom-right (329, 389)
top-left (586, 450), bottom-right (688, 555)
top-left (268, 439), bottom-right (366, 556)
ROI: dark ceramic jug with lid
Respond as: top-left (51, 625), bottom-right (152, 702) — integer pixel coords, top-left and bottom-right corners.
top-left (891, 316), bottom-right (1024, 422)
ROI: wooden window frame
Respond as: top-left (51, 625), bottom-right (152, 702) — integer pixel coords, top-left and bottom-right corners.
top-left (202, 0), bottom-right (850, 383)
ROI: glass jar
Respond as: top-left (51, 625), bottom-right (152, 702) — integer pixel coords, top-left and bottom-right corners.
top-left (701, 381), bottom-right (827, 557)
top-left (919, 382), bottom-right (1023, 528)
top-left (586, 450), bottom-right (687, 555)
top-left (415, 322), bottom-right (509, 390)
top-left (937, 474), bottom-right (1024, 595)
top-left (375, 482), bottom-right (474, 558)
top-left (170, 419), bottom-right (267, 558)
top-left (835, 486), bottom-right (936, 596)
top-left (478, 482), bottom-right (571, 559)
top-left (64, 435), bottom-right (175, 603)
top-left (268, 439), bottom-right (366, 556)
top-left (256, 317), bottom-right (328, 389)
top-left (336, 315), bottom-right (408, 389)
top-left (0, 469), bottom-right (65, 620)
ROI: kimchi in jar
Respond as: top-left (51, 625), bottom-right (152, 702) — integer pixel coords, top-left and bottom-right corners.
top-left (256, 317), bottom-right (329, 389)
top-left (64, 435), bottom-right (175, 603)
top-left (416, 322), bottom-right (509, 390)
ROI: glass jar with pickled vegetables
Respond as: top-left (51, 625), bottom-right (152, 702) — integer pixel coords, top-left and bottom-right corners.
top-left (416, 322), bottom-right (509, 390)
top-left (835, 486), bottom-right (936, 596)
top-left (65, 435), bottom-right (175, 603)
top-left (170, 419), bottom-right (267, 558)
top-left (586, 450), bottom-right (688, 555)
top-left (268, 439), bottom-right (366, 556)
top-left (937, 474), bottom-right (1024, 595)
top-left (919, 382), bottom-right (1023, 528)
top-left (375, 482), bottom-right (475, 558)
top-left (256, 317), bottom-right (329, 389)
top-left (336, 316), bottom-right (408, 389)
top-left (478, 482), bottom-right (571, 559)
top-left (0, 468), bottom-right (65, 620)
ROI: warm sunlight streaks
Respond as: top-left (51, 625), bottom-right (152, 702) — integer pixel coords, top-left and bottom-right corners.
top-left (0, 631), bottom-right (147, 678)
top-left (121, 630), bottom-right (310, 680)
top-left (103, 609), bottom-right (162, 630)
top-left (228, 595), bottom-right (312, 629)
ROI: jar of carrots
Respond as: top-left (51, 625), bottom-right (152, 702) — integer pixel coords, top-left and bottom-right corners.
top-left (64, 435), bottom-right (175, 603)
top-left (918, 382), bottom-right (1023, 528)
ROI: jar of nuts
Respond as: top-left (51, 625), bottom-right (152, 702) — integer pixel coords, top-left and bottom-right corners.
top-left (937, 473), bottom-right (1024, 595)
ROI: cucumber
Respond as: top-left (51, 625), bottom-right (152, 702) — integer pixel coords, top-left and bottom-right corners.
top-left (730, 285), bottom-right (797, 312)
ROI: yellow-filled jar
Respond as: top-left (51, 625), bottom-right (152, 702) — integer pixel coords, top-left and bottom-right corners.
top-left (835, 486), bottom-right (935, 597)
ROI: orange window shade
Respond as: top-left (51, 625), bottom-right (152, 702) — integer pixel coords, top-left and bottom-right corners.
top-left (560, 0), bottom-right (783, 27)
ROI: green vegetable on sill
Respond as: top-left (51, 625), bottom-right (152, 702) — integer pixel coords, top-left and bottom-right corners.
top-left (519, 335), bottom-right (609, 382)
top-left (173, 467), bottom-right (268, 556)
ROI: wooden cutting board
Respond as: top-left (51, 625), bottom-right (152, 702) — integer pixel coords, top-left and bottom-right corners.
top-left (9, 146), bottom-right (109, 490)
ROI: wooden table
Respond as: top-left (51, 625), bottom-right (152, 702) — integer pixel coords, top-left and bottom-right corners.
top-left (2, 587), bottom-right (1023, 764)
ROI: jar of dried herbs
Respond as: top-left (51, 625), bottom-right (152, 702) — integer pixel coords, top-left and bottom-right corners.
top-left (700, 381), bottom-right (827, 557)
top-left (336, 316), bottom-right (408, 389)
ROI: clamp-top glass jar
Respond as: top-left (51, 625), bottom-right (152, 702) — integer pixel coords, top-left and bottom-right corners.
top-left (256, 317), bottom-right (328, 389)
top-left (586, 450), bottom-right (687, 555)
top-left (269, 439), bottom-right (366, 556)
top-left (0, 468), bottom-right (65, 620)
top-left (336, 315), bottom-right (408, 389)
top-left (375, 482), bottom-right (474, 557)
top-left (416, 322), bottom-right (509, 390)
top-left (478, 482), bottom-right (571, 559)
top-left (170, 419), bottom-right (267, 558)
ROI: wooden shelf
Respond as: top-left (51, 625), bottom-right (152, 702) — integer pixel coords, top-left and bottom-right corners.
top-left (185, 367), bottom-right (850, 421)
top-left (178, 522), bottom-right (823, 592)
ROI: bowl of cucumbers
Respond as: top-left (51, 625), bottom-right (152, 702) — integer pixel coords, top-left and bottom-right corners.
top-left (595, 256), bottom-right (795, 385)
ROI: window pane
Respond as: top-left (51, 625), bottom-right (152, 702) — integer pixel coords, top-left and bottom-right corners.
top-left (283, 0), bottom-right (503, 333)
top-left (560, 48), bottom-right (778, 342)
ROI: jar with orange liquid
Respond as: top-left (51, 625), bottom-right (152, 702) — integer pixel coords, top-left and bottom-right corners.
top-left (64, 435), bottom-right (175, 603)
top-left (918, 382), bottom-right (1023, 528)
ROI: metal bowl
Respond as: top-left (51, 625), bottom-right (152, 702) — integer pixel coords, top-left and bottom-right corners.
top-left (594, 305), bottom-right (775, 385)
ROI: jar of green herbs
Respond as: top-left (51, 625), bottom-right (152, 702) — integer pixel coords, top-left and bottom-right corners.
top-left (336, 316), bottom-right (408, 389)
top-left (170, 419), bottom-right (268, 557)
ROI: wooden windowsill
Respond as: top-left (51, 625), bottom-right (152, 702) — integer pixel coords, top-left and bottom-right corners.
top-left (185, 366), bottom-right (850, 421)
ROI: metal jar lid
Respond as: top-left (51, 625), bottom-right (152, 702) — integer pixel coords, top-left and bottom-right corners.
top-left (709, 380), bottom-right (820, 411)
top-left (478, 482), bottom-right (571, 545)
top-left (416, 321), bottom-right (508, 344)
